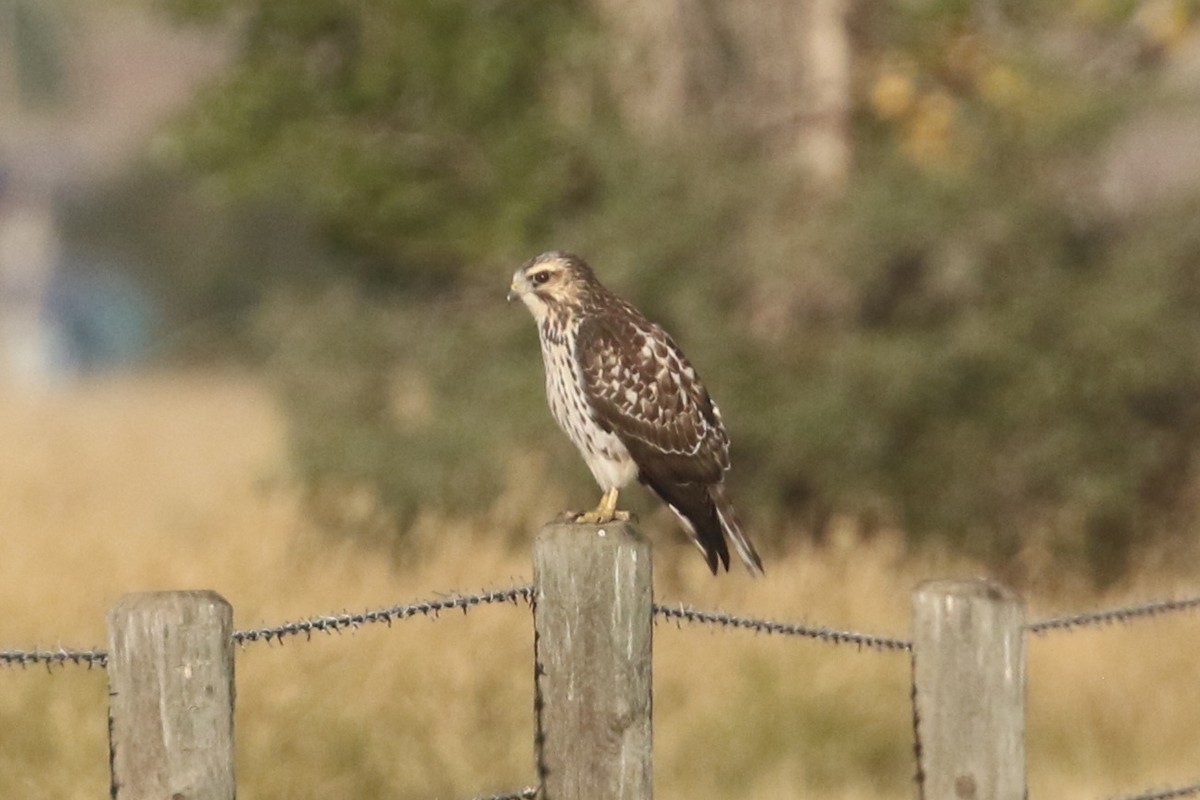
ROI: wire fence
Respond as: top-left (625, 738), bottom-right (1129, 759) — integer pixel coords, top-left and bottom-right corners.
top-left (1026, 595), bottom-right (1200, 635)
top-left (652, 601), bottom-right (913, 651)
top-left (2, 582), bottom-right (1199, 800)
top-left (232, 583), bottom-right (536, 646)
top-left (0, 646), bottom-right (107, 670)
top-left (469, 788), bottom-right (539, 800)
top-left (10, 585), bottom-right (1200, 667)
top-left (1114, 783), bottom-right (1200, 800)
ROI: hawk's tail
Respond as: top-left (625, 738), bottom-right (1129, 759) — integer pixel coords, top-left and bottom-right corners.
top-left (710, 484), bottom-right (765, 577)
top-left (645, 477), bottom-right (764, 576)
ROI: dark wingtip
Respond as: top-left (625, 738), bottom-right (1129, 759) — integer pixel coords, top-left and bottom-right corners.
top-left (700, 531), bottom-right (731, 575)
top-left (642, 477), bottom-right (733, 576)
top-left (701, 537), bottom-right (731, 575)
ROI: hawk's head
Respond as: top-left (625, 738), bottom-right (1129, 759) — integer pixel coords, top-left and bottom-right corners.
top-left (508, 251), bottom-right (598, 322)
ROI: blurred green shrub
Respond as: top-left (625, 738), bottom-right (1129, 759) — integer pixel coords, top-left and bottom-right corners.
top-left (254, 284), bottom-right (557, 545)
top-left (160, 0), bottom-right (592, 284)
top-left (61, 167), bottom-right (338, 361)
top-left (156, 0), bottom-right (1200, 581)
top-left (734, 173), bottom-right (1200, 583)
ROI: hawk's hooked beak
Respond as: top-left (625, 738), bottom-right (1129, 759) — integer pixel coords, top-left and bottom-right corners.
top-left (507, 287), bottom-right (518, 303)
top-left (507, 276), bottom-right (523, 303)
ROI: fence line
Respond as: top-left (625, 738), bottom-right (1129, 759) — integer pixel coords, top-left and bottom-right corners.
top-left (258, 778), bottom-right (1200, 800)
top-left (470, 788), bottom-right (539, 800)
top-left (1026, 595), bottom-right (1200, 635)
top-left (470, 786), bottom-right (537, 800)
top-left (232, 583), bottom-right (535, 645)
top-left (5, 586), bottom-right (1200, 670)
top-left (652, 601), bottom-right (913, 651)
top-left (1115, 783), bottom-right (1200, 800)
top-left (0, 646), bottom-right (108, 669)
top-left (3, 547), bottom-right (1200, 800)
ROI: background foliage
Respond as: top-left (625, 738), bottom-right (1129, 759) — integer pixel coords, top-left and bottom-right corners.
top-left (76, 0), bottom-right (1200, 582)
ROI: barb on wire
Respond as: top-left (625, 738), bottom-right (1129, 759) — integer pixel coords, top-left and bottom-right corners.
top-left (1, 647), bottom-right (108, 670)
top-left (469, 787), bottom-right (538, 800)
top-left (653, 602), bottom-right (912, 652)
top-left (233, 583), bottom-right (535, 646)
top-left (1113, 780), bottom-right (1200, 800)
top-left (1028, 595), bottom-right (1200, 635)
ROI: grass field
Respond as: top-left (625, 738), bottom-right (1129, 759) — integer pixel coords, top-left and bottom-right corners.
top-left (1, 373), bottom-right (1197, 799)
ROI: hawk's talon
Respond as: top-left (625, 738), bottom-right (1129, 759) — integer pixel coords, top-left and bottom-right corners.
top-left (570, 486), bottom-right (625, 524)
top-left (571, 508), bottom-right (631, 524)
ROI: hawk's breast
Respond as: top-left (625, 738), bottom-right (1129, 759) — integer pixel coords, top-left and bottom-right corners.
top-left (539, 316), bottom-right (637, 490)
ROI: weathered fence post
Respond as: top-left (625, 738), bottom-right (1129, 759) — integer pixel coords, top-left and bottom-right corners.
top-left (911, 580), bottom-right (1025, 800)
top-left (533, 520), bottom-right (653, 800)
top-left (107, 591), bottom-right (235, 800)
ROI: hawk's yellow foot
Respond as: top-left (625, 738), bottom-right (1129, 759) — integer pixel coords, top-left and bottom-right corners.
top-left (573, 488), bottom-right (629, 524)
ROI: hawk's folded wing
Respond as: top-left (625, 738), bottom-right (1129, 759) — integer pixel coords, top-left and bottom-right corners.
top-left (575, 311), bottom-right (729, 487)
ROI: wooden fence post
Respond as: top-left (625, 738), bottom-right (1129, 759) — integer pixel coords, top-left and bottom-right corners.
top-left (911, 580), bottom-right (1025, 800)
top-left (107, 591), bottom-right (235, 800)
top-left (533, 520), bottom-right (653, 800)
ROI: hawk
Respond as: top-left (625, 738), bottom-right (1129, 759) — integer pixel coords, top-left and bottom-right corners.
top-left (508, 251), bottom-right (764, 576)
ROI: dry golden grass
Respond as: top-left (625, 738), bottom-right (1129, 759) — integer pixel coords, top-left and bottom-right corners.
top-left (0, 372), bottom-right (1197, 799)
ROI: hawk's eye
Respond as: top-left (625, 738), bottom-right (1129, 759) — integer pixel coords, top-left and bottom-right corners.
top-left (532, 270), bottom-right (552, 286)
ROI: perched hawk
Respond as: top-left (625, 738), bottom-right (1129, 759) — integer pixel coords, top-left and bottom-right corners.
top-left (509, 251), bottom-right (764, 576)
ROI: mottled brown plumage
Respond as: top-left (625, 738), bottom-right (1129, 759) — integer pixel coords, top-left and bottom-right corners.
top-left (509, 251), bottom-right (763, 576)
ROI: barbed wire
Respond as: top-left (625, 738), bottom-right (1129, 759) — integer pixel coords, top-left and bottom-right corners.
top-left (1027, 595), bottom-right (1200, 635)
top-left (0, 585), bottom-right (536, 669)
top-left (0, 647), bottom-right (108, 670)
top-left (1114, 780), bottom-right (1200, 800)
top-left (467, 787), bottom-right (538, 800)
top-left (456, 774), bottom-right (1200, 799)
top-left (653, 601), bottom-right (913, 651)
top-left (232, 584), bottom-right (534, 646)
top-left (4, 585), bottom-right (1199, 800)
top-left (5, 584), bottom-right (1200, 671)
